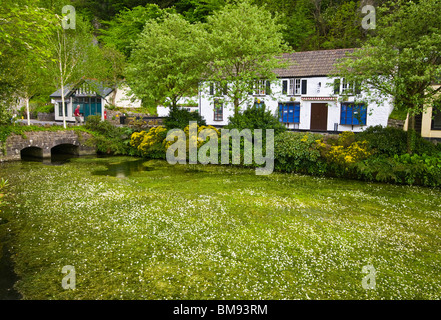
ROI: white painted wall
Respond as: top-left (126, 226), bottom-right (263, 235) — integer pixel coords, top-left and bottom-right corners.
top-left (156, 96), bottom-right (199, 117)
top-left (102, 85), bottom-right (142, 109)
top-left (198, 77), bottom-right (393, 131)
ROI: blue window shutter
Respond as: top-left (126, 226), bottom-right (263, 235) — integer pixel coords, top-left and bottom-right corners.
top-left (361, 105), bottom-right (367, 125)
top-left (301, 80), bottom-right (307, 95)
top-left (341, 104), bottom-right (347, 125)
top-left (294, 104), bottom-right (300, 123)
top-left (288, 105), bottom-right (294, 122)
top-left (348, 105), bottom-right (353, 125)
top-left (283, 105), bottom-right (288, 123)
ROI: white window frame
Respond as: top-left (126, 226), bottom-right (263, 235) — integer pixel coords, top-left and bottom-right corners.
top-left (253, 80), bottom-right (266, 96)
top-left (294, 79), bottom-right (301, 95)
top-left (341, 78), bottom-right (356, 95)
top-left (284, 78), bottom-right (303, 95)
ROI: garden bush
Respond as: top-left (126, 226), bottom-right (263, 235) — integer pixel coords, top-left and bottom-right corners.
top-left (355, 125), bottom-right (439, 156)
top-left (353, 153), bottom-right (441, 187)
top-left (225, 105), bottom-right (286, 136)
top-left (130, 126), bottom-right (168, 159)
top-left (274, 132), bottom-right (326, 175)
top-left (163, 106), bottom-right (206, 130)
top-left (34, 104), bottom-right (55, 114)
top-left (84, 115), bottom-right (135, 155)
top-left (316, 131), bottom-right (373, 177)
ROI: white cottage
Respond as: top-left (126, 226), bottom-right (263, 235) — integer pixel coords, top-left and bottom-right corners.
top-left (197, 48), bottom-right (393, 132)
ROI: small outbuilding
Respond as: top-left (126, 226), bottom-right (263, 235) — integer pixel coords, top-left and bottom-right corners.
top-left (50, 79), bottom-right (112, 122)
top-left (50, 79), bottom-right (142, 123)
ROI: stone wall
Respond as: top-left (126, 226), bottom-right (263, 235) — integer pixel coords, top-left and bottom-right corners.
top-left (37, 112), bottom-right (55, 121)
top-left (0, 130), bottom-right (96, 162)
top-left (387, 118), bottom-right (405, 129)
top-left (106, 109), bottom-right (163, 127)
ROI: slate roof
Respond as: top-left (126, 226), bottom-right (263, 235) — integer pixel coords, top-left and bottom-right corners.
top-left (50, 79), bottom-right (113, 98)
top-left (275, 48), bottom-right (356, 78)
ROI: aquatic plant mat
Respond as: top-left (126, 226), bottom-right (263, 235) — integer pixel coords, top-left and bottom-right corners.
top-left (0, 156), bottom-right (440, 299)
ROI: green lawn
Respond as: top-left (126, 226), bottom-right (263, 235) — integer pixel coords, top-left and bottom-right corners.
top-left (1, 156), bottom-right (441, 299)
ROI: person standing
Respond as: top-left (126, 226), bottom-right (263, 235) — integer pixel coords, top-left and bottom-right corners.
top-left (74, 105), bottom-right (83, 125)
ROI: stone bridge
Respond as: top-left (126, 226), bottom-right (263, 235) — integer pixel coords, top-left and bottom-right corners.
top-left (0, 130), bottom-right (96, 161)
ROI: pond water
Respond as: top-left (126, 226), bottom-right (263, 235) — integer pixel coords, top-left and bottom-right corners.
top-left (0, 155), bottom-right (151, 299)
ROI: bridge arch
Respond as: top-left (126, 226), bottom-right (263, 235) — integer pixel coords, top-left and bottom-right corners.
top-left (20, 146), bottom-right (44, 159)
top-left (51, 144), bottom-right (80, 156)
top-left (0, 130), bottom-right (96, 161)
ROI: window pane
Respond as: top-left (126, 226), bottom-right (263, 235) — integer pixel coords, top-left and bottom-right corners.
top-left (301, 80), bottom-right (307, 95)
top-left (295, 79), bottom-right (301, 95)
top-left (282, 81), bottom-right (288, 95)
top-left (432, 103), bottom-right (441, 130)
top-left (341, 103), bottom-right (366, 125)
top-left (214, 99), bottom-right (223, 121)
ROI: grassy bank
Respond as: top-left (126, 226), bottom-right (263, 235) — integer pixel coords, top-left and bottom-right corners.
top-left (1, 156), bottom-right (441, 299)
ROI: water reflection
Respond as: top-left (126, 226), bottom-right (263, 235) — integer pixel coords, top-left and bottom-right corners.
top-left (92, 159), bottom-right (153, 178)
top-left (21, 154), bottom-right (79, 166)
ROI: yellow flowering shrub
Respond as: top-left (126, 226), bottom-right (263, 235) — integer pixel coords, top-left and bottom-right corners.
top-left (130, 126), bottom-right (168, 158)
top-left (130, 130), bottom-right (147, 148)
top-left (164, 124), bottom-right (220, 151)
top-left (316, 131), bottom-right (372, 166)
top-left (327, 141), bottom-right (372, 165)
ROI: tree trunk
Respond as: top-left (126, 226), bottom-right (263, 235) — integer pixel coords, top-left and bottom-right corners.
top-left (407, 114), bottom-right (415, 154)
top-left (61, 83), bottom-right (67, 129)
top-left (26, 97), bottom-right (31, 126)
top-left (234, 97), bottom-right (239, 116)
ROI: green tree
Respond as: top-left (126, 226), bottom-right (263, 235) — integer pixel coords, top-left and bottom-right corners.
top-left (98, 4), bottom-right (174, 57)
top-left (0, 0), bottom-right (57, 117)
top-left (205, 1), bottom-right (291, 116)
top-left (175, 0), bottom-right (225, 23)
top-left (163, 107), bottom-right (206, 130)
top-left (100, 45), bottom-right (127, 106)
top-left (71, 0), bottom-right (178, 21)
top-left (126, 13), bottom-right (208, 109)
top-left (335, 0), bottom-right (441, 153)
top-left (321, 0), bottom-right (365, 49)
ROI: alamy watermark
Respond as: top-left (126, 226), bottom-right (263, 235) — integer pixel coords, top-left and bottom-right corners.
top-left (61, 265), bottom-right (76, 290)
top-left (361, 5), bottom-right (376, 30)
top-left (62, 5), bottom-right (76, 30)
top-left (165, 121), bottom-right (274, 175)
top-left (361, 264), bottom-right (376, 290)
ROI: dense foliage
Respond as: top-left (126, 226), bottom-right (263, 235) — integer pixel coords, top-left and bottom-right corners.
top-left (128, 105), bottom-right (441, 188)
top-left (224, 104), bottom-right (286, 136)
top-left (334, 0), bottom-right (441, 153)
top-left (163, 107), bottom-right (207, 130)
top-left (274, 132), bottom-right (326, 175)
top-left (83, 115), bottom-right (135, 155)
